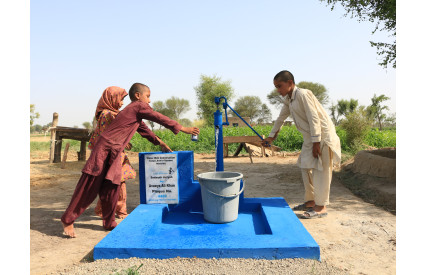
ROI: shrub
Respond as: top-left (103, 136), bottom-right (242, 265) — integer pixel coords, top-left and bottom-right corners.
top-left (340, 109), bottom-right (373, 153)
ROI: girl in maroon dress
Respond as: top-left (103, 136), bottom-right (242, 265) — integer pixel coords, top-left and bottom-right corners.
top-left (61, 83), bottom-right (200, 237)
top-left (88, 86), bottom-right (135, 220)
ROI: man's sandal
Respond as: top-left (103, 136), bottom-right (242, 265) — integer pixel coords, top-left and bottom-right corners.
top-left (300, 209), bottom-right (328, 219)
top-left (292, 203), bottom-right (313, 211)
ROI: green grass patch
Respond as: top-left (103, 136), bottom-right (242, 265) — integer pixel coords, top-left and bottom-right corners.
top-left (29, 126), bottom-right (396, 157)
top-left (30, 139), bottom-right (84, 152)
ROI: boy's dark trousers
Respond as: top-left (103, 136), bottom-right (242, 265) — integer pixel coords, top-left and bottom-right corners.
top-left (61, 159), bottom-right (120, 230)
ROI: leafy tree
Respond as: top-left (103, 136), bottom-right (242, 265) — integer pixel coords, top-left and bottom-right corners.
top-left (257, 104), bottom-right (272, 124)
top-left (335, 98), bottom-right (359, 123)
top-left (82, 122), bottom-right (93, 131)
top-left (165, 97), bottom-right (190, 120)
top-left (30, 104), bottom-right (40, 126)
top-left (194, 75), bottom-right (235, 125)
top-left (178, 118), bottom-right (192, 127)
top-left (151, 101), bottom-right (173, 130)
top-left (383, 112), bottom-right (396, 128)
top-left (267, 81), bottom-right (329, 109)
top-left (298, 81), bottom-right (329, 105)
top-left (34, 124), bottom-right (43, 132)
top-left (267, 89), bottom-right (286, 109)
top-left (320, 0), bottom-right (396, 68)
top-left (152, 97), bottom-right (190, 121)
top-left (232, 96), bottom-right (265, 123)
top-left (41, 122), bottom-right (52, 133)
top-left (329, 102), bottom-right (338, 125)
top-left (340, 108), bottom-right (373, 153)
top-left (366, 93), bottom-right (390, 130)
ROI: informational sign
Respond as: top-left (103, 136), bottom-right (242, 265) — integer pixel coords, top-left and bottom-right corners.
top-left (145, 153), bottom-right (179, 204)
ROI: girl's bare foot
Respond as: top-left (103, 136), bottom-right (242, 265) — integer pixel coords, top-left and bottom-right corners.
top-left (62, 221), bottom-right (77, 238)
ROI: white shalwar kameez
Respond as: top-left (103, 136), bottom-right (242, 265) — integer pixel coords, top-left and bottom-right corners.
top-left (269, 86), bottom-right (341, 205)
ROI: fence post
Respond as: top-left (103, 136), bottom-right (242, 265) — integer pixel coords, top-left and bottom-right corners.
top-left (49, 112), bottom-right (59, 163)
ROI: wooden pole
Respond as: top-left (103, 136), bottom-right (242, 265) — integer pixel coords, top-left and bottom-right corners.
top-left (243, 143), bottom-right (254, 164)
top-left (78, 141), bottom-right (87, 161)
top-left (261, 135), bottom-right (266, 157)
top-left (49, 112), bottom-right (59, 163)
top-left (61, 143), bottom-right (70, 169)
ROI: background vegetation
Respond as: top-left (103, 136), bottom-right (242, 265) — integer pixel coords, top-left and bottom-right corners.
top-left (128, 125), bottom-right (396, 155)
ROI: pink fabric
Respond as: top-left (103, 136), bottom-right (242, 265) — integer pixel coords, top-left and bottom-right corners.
top-left (94, 86), bottom-right (127, 120)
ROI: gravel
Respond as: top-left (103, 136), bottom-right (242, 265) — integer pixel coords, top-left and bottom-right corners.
top-left (55, 257), bottom-right (345, 275)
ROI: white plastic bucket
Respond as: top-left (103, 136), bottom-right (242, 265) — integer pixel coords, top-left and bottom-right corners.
top-left (197, 171), bottom-right (244, 223)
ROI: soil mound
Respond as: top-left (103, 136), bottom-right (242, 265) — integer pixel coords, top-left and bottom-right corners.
top-left (338, 147), bottom-right (396, 214)
top-left (345, 147), bottom-right (396, 180)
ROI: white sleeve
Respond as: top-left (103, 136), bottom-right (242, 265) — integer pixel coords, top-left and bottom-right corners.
top-left (300, 91), bottom-right (321, 142)
top-left (269, 101), bottom-right (290, 138)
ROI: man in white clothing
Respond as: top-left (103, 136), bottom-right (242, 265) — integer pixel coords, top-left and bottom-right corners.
top-left (262, 70), bottom-right (341, 219)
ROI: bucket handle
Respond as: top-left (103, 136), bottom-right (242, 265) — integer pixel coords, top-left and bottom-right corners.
top-left (200, 179), bottom-right (244, 199)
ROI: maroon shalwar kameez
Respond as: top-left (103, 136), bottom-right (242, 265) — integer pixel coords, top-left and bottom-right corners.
top-left (61, 101), bottom-right (182, 229)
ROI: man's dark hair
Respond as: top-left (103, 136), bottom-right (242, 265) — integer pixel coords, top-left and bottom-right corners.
top-left (129, 83), bottom-right (149, 101)
top-left (274, 70), bottom-right (295, 84)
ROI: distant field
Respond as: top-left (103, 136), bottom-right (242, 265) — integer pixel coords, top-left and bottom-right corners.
top-left (30, 126), bottom-right (396, 154)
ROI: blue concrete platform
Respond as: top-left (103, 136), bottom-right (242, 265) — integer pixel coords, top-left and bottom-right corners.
top-left (93, 151), bottom-right (320, 260)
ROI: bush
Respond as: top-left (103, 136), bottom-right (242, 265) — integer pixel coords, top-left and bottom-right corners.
top-left (130, 125), bottom-right (304, 153)
top-left (364, 128), bottom-right (396, 148)
top-left (340, 109), bottom-right (373, 152)
top-left (129, 123), bottom-right (395, 155)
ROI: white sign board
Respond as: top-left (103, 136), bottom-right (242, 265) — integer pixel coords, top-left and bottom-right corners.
top-left (145, 154), bottom-right (179, 204)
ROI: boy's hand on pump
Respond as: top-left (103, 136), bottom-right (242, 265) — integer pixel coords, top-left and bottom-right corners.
top-left (262, 137), bottom-right (274, 147)
top-left (181, 127), bottom-right (200, 135)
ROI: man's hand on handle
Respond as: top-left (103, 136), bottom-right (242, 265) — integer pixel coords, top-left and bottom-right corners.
top-left (261, 137), bottom-right (274, 147)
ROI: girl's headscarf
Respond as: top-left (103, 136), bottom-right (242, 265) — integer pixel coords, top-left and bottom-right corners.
top-left (95, 86), bottom-right (128, 119)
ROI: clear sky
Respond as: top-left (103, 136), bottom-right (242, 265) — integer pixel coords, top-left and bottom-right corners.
top-left (30, 0), bottom-right (395, 127)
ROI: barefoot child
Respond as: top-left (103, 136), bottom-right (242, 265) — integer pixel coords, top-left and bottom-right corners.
top-left (61, 83), bottom-right (200, 237)
top-left (262, 70), bottom-right (341, 219)
top-left (88, 86), bottom-right (134, 220)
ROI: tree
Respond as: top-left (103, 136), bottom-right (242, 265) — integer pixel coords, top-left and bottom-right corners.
top-left (320, 0), bottom-right (396, 68)
top-left (152, 101), bottom-right (173, 118)
top-left (34, 124), bottom-right (42, 133)
top-left (298, 81), bottom-right (329, 106)
top-left (340, 108), bottom-right (373, 153)
top-left (30, 104), bottom-right (40, 126)
top-left (335, 98), bottom-right (359, 124)
top-left (42, 122), bottom-right (52, 133)
top-left (257, 104), bottom-right (272, 124)
top-left (165, 97), bottom-right (190, 120)
top-left (82, 122), bottom-right (93, 131)
top-left (152, 98), bottom-right (190, 130)
top-left (267, 89), bottom-right (286, 109)
top-left (366, 93), bottom-right (390, 130)
top-left (232, 96), bottom-right (264, 123)
top-left (267, 81), bottom-right (329, 109)
top-left (194, 75), bottom-right (235, 125)
top-left (329, 102), bottom-right (338, 125)
top-left (152, 101), bottom-right (172, 130)
top-left (178, 118), bottom-right (192, 127)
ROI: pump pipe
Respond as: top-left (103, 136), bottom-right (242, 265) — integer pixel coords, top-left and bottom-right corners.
top-left (214, 96), bottom-right (270, 172)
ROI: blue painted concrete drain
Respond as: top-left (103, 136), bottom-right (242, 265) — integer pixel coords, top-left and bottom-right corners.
top-left (93, 151), bottom-right (320, 260)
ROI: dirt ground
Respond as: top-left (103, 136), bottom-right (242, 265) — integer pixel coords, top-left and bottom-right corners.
top-left (30, 136), bottom-right (396, 274)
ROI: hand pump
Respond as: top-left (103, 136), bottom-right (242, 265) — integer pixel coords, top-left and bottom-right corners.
top-left (214, 96), bottom-right (268, 172)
